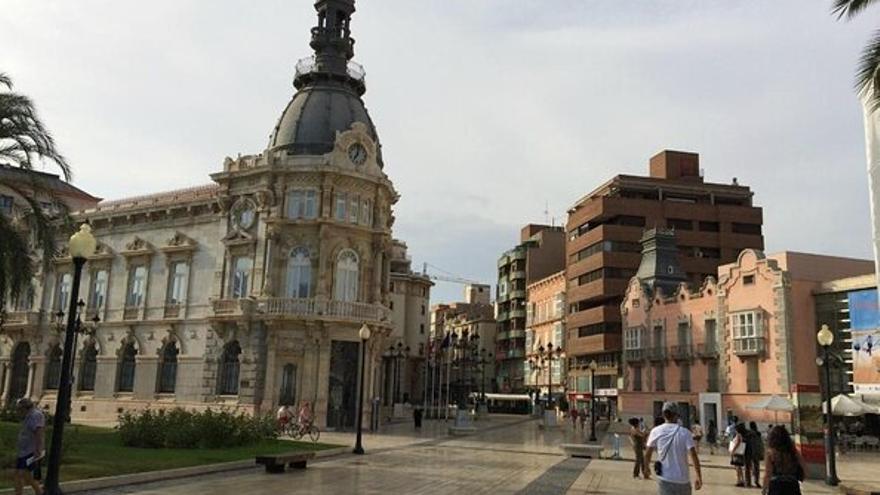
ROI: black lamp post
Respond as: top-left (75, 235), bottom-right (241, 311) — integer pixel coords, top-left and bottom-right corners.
top-left (588, 359), bottom-right (598, 442)
top-left (46, 223), bottom-right (97, 495)
top-left (353, 324), bottom-right (372, 455)
top-left (816, 324), bottom-right (839, 486)
top-left (477, 348), bottom-right (492, 402)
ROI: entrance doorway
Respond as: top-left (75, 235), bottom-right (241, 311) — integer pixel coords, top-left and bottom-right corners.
top-left (326, 340), bottom-right (358, 431)
top-left (8, 342), bottom-right (30, 404)
top-left (703, 402), bottom-right (718, 430)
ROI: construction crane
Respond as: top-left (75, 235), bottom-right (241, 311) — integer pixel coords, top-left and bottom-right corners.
top-left (421, 262), bottom-right (484, 286)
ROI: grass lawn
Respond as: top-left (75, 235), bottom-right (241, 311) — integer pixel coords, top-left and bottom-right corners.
top-left (0, 422), bottom-right (341, 490)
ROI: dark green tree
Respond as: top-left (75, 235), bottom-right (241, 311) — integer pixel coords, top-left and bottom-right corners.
top-left (0, 72), bottom-right (71, 312)
top-left (834, 0), bottom-right (880, 111)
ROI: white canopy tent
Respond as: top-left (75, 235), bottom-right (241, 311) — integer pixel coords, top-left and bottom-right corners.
top-left (746, 395), bottom-right (795, 424)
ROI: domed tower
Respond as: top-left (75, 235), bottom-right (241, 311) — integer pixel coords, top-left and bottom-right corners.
top-left (210, 0), bottom-right (396, 430)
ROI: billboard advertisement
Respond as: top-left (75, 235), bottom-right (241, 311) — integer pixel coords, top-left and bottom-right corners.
top-left (848, 289), bottom-right (880, 395)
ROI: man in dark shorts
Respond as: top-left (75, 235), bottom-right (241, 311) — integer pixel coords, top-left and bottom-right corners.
top-left (14, 398), bottom-right (44, 495)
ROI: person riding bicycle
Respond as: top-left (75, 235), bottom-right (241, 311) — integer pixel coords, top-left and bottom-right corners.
top-left (276, 405), bottom-right (294, 430)
top-left (297, 401), bottom-right (314, 429)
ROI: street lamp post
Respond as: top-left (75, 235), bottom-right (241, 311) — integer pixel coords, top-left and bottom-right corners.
top-left (45, 223), bottom-right (97, 495)
top-left (816, 324), bottom-right (839, 486)
top-left (353, 324), bottom-right (371, 455)
top-left (588, 359), bottom-right (598, 442)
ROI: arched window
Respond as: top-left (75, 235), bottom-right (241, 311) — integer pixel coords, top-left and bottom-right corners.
top-left (218, 341), bottom-right (241, 395)
top-left (57, 273), bottom-right (72, 311)
top-left (158, 341), bottom-right (179, 394)
top-left (286, 248), bottom-right (312, 298)
top-left (117, 343), bottom-right (137, 392)
top-left (79, 343), bottom-right (98, 392)
top-left (279, 363), bottom-right (296, 406)
top-left (8, 343), bottom-right (30, 401)
top-left (45, 345), bottom-right (62, 390)
top-left (334, 249), bottom-right (359, 302)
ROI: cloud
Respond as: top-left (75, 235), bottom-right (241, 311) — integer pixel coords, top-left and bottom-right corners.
top-left (1, 0), bottom-right (876, 304)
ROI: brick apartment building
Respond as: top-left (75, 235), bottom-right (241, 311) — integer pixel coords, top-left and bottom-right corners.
top-left (565, 150), bottom-right (764, 413)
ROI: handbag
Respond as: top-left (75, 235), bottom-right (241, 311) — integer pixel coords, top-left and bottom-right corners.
top-left (729, 436), bottom-right (746, 455)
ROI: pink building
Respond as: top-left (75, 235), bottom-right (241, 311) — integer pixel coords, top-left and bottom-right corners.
top-left (620, 243), bottom-right (873, 429)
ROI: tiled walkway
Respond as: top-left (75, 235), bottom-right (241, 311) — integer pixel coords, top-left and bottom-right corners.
top-left (86, 416), bottom-right (872, 495)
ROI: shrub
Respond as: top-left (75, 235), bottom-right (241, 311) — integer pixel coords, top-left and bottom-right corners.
top-left (116, 408), bottom-right (277, 449)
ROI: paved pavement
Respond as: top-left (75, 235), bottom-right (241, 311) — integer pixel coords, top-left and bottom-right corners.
top-left (84, 415), bottom-right (876, 495)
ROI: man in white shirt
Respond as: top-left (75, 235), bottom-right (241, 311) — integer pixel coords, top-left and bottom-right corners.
top-left (645, 402), bottom-right (703, 494)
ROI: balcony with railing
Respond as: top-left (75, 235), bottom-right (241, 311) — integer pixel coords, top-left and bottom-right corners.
top-left (733, 337), bottom-right (766, 356)
top-left (696, 342), bottom-right (720, 359)
top-left (670, 344), bottom-right (693, 361)
top-left (509, 289), bottom-right (526, 300)
top-left (164, 303), bottom-right (181, 319)
top-left (2, 310), bottom-right (41, 327)
top-left (209, 298), bottom-right (256, 319)
top-left (624, 348), bottom-right (645, 362)
top-left (509, 308), bottom-right (526, 319)
top-left (257, 297), bottom-right (390, 324)
top-left (496, 330), bottom-right (510, 341)
top-left (123, 306), bottom-right (141, 321)
top-left (647, 346), bottom-right (667, 361)
top-left (508, 329), bottom-right (525, 339)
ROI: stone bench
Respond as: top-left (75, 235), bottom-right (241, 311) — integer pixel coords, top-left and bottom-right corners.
top-left (255, 451), bottom-right (316, 473)
top-left (560, 443), bottom-right (603, 459)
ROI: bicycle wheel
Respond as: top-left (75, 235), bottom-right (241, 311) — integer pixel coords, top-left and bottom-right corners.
top-left (291, 425), bottom-right (305, 440)
top-left (308, 426), bottom-right (320, 443)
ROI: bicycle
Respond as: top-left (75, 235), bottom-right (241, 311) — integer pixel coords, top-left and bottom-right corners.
top-left (284, 419), bottom-right (321, 443)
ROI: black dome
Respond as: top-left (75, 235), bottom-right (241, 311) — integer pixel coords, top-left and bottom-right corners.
top-left (268, 81), bottom-right (382, 166)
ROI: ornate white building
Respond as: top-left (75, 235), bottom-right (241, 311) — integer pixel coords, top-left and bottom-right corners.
top-left (0, 0), bottom-right (422, 429)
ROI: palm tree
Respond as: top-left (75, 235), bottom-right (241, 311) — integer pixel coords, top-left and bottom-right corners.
top-left (0, 72), bottom-right (71, 313)
top-left (833, 0), bottom-right (880, 110)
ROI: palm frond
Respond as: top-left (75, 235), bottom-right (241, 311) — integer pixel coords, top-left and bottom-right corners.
top-left (832, 0), bottom-right (880, 20)
top-left (857, 30), bottom-right (880, 113)
top-left (0, 73), bottom-right (10, 90)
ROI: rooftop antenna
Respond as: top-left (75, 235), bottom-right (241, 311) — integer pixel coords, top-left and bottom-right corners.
top-left (544, 200), bottom-right (550, 225)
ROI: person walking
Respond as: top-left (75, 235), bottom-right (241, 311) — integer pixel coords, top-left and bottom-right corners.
top-left (706, 420), bottom-right (718, 456)
top-left (746, 422), bottom-right (765, 488)
top-left (690, 420), bottom-right (704, 455)
top-left (729, 423), bottom-right (748, 487)
top-left (13, 398), bottom-right (44, 495)
top-left (645, 402), bottom-right (703, 494)
top-left (570, 407), bottom-right (579, 429)
top-left (629, 417), bottom-right (649, 479)
top-left (413, 404), bottom-right (423, 429)
top-left (762, 425), bottom-right (805, 495)
top-left (724, 416), bottom-right (738, 444)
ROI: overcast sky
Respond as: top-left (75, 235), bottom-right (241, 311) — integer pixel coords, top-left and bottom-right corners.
top-left (1, 1), bottom-right (877, 304)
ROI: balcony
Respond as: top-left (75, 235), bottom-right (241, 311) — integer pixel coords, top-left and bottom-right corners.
top-left (508, 329), bottom-right (525, 339)
top-left (647, 346), bottom-right (667, 361)
top-left (509, 289), bottom-right (526, 300)
top-left (257, 297), bottom-right (390, 325)
top-left (496, 311), bottom-right (510, 322)
top-left (696, 342), bottom-right (719, 359)
top-left (509, 308), bottom-right (526, 319)
top-left (733, 337), bottom-right (766, 356)
top-left (510, 270), bottom-right (526, 280)
top-left (511, 250), bottom-right (527, 261)
top-left (670, 344), bottom-right (693, 361)
top-left (497, 255), bottom-right (510, 268)
top-left (496, 330), bottom-right (510, 341)
top-left (3, 310), bottom-right (41, 327)
top-left (210, 298), bottom-right (256, 319)
top-left (624, 348), bottom-right (645, 362)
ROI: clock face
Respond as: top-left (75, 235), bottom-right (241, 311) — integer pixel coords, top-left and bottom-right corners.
top-left (233, 203), bottom-right (255, 230)
top-left (348, 143), bottom-right (367, 165)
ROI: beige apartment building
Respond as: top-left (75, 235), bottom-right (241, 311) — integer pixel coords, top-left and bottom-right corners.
top-left (524, 271), bottom-right (566, 401)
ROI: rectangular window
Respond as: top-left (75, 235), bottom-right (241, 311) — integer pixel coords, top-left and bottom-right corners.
top-left (652, 325), bottom-right (664, 348)
top-left (420, 324), bottom-right (425, 334)
top-left (654, 364), bottom-right (665, 391)
top-left (554, 293), bottom-right (565, 318)
top-left (677, 321), bottom-right (689, 347)
top-left (633, 366), bottom-right (643, 391)
top-left (127, 266), bottom-right (147, 307)
top-left (334, 192), bottom-right (346, 221)
top-left (743, 275), bottom-right (755, 285)
top-left (525, 330), bottom-right (533, 351)
top-left (554, 322), bottom-right (563, 347)
top-left (287, 189), bottom-right (318, 219)
top-left (731, 311), bottom-right (762, 339)
top-left (680, 362), bottom-right (691, 392)
top-left (707, 361), bottom-right (719, 392)
top-left (705, 319), bottom-right (717, 348)
top-left (0, 195), bottom-right (12, 215)
top-left (167, 261), bottom-right (189, 304)
top-left (624, 327), bottom-right (643, 350)
top-left (421, 305), bottom-right (426, 315)
top-left (56, 273), bottom-right (72, 312)
top-left (698, 221), bottom-right (720, 232)
top-left (667, 218), bottom-right (693, 231)
top-left (89, 269), bottom-right (109, 310)
top-left (348, 197), bottom-right (359, 223)
top-left (747, 359), bottom-right (760, 392)
top-left (732, 222), bottom-right (762, 235)
top-left (231, 257), bottom-right (253, 299)
top-left (361, 199), bottom-right (372, 226)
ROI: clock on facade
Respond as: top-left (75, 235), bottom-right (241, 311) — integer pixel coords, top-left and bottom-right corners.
top-left (348, 143), bottom-right (367, 165)
top-left (232, 202), bottom-right (255, 230)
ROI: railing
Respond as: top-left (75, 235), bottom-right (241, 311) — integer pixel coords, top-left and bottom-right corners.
top-left (164, 304), bottom-right (181, 319)
top-left (123, 306), bottom-right (140, 321)
top-left (508, 329), bottom-right (525, 339)
top-left (510, 270), bottom-right (526, 280)
top-left (624, 348), bottom-right (645, 362)
top-left (509, 308), bottom-right (526, 319)
top-left (496, 331), bottom-right (510, 341)
top-left (496, 311), bottom-right (510, 321)
top-left (258, 297), bottom-right (389, 323)
top-left (294, 55), bottom-right (365, 82)
top-left (733, 337), bottom-right (766, 356)
top-left (509, 289), bottom-right (526, 300)
top-left (4, 311), bottom-right (41, 326)
top-left (210, 298), bottom-right (256, 317)
top-left (670, 344), bottom-right (693, 361)
top-left (695, 342), bottom-right (719, 359)
top-left (647, 346), bottom-right (667, 361)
